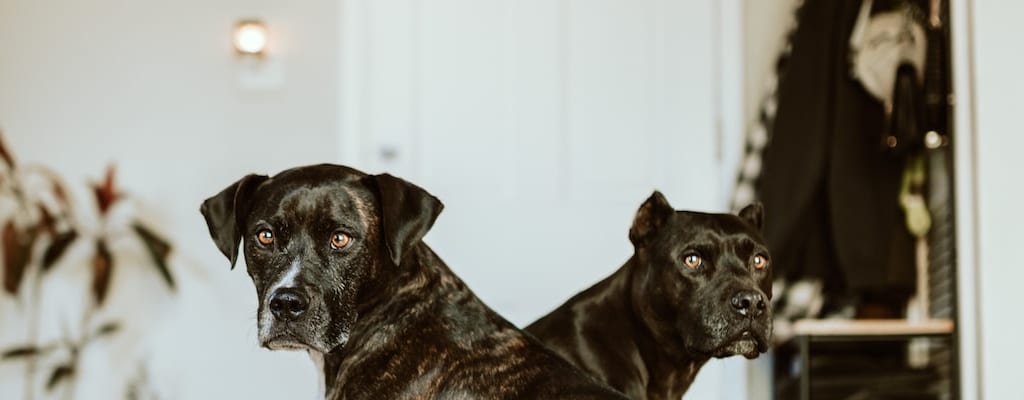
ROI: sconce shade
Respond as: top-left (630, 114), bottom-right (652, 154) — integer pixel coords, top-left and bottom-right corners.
top-left (233, 20), bottom-right (268, 55)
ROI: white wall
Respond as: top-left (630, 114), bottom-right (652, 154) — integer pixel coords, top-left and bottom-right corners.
top-left (0, 0), bottom-right (340, 398)
top-left (0, 0), bottom-right (775, 399)
top-left (339, 1), bottom-right (760, 398)
top-left (965, 0), bottom-right (1024, 398)
top-left (341, 0), bottom-right (725, 325)
top-left (742, 0), bottom-right (800, 124)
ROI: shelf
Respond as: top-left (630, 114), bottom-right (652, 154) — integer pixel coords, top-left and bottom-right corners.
top-left (786, 318), bottom-right (957, 399)
top-left (792, 318), bottom-right (955, 337)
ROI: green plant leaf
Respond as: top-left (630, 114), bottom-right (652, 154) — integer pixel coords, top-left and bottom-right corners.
top-left (42, 230), bottom-right (78, 271)
top-left (46, 365), bottom-right (74, 391)
top-left (132, 223), bottom-right (174, 290)
top-left (93, 322), bottom-right (120, 339)
top-left (1, 346), bottom-right (41, 360)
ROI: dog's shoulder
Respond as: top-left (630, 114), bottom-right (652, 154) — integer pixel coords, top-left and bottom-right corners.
top-left (338, 247), bottom-right (627, 399)
top-left (334, 290), bottom-right (627, 399)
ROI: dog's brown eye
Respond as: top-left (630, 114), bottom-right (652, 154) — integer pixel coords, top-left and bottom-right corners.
top-left (683, 254), bottom-right (702, 269)
top-left (256, 229), bottom-right (274, 246)
top-left (752, 254), bottom-right (768, 270)
top-left (330, 232), bottom-right (352, 250)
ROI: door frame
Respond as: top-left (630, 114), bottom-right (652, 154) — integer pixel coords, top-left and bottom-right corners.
top-left (950, 0), bottom-right (981, 399)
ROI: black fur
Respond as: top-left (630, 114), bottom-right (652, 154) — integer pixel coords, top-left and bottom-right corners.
top-left (526, 192), bottom-right (773, 400)
top-left (201, 164), bottom-right (626, 400)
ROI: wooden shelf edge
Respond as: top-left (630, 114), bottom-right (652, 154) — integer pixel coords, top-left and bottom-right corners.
top-left (792, 318), bottom-right (955, 336)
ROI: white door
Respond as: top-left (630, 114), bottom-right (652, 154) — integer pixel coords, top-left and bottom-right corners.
top-left (338, 0), bottom-right (747, 397)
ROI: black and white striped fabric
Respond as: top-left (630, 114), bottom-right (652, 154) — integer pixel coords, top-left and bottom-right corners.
top-left (729, 0), bottom-right (841, 346)
top-left (730, 0), bottom-right (805, 213)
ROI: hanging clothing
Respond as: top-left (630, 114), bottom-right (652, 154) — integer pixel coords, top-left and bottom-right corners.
top-left (758, 0), bottom-right (917, 303)
top-left (731, 0), bottom-right (835, 346)
top-left (730, 1), bottom-right (805, 212)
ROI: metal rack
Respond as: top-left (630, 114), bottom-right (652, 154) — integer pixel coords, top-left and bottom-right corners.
top-left (786, 319), bottom-right (955, 400)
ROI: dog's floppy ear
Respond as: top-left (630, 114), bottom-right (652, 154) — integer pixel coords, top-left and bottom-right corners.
top-left (737, 202), bottom-right (764, 232)
top-left (629, 190), bottom-right (674, 246)
top-left (369, 173), bottom-right (444, 267)
top-left (200, 174), bottom-right (269, 269)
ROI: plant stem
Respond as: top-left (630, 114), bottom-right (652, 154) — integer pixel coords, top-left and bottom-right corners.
top-left (23, 222), bottom-right (45, 400)
top-left (66, 299), bottom-right (99, 400)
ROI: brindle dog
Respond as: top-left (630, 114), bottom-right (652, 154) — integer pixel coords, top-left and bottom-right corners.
top-left (200, 164), bottom-right (626, 400)
top-left (526, 191), bottom-right (772, 400)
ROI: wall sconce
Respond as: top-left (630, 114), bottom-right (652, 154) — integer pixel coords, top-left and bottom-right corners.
top-left (232, 19), bottom-right (283, 92)
top-left (233, 20), bottom-right (269, 56)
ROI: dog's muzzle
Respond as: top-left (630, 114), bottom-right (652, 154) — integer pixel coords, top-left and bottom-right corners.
top-left (712, 288), bottom-right (772, 358)
top-left (258, 285), bottom-right (322, 351)
top-left (269, 288), bottom-right (309, 321)
top-left (730, 289), bottom-right (768, 319)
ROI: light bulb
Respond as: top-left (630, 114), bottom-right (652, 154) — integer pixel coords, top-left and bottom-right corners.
top-left (234, 21), bottom-right (268, 56)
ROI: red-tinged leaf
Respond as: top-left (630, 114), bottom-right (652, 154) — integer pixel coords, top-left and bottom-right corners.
top-left (0, 131), bottom-right (14, 168)
top-left (92, 240), bottom-right (113, 304)
top-left (42, 230), bottom-right (77, 271)
top-left (93, 166), bottom-right (119, 215)
top-left (1, 222), bottom-right (19, 294)
top-left (51, 181), bottom-right (70, 207)
top-left (2, 346), bottom-right (41, 360)
top-left (46, 364), bottom-right (74, 391)
top-left (3, 221), bottom-right (37, 295)
top-left (132, 223), bottom-right (174, 290)
top-left (37, 205), bottom-right (55, 235)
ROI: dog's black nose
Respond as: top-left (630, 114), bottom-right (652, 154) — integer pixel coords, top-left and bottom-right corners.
top-left (269, 289), bottom-right (308, 321)
top-left (731, 290), bottom-right (766, 317)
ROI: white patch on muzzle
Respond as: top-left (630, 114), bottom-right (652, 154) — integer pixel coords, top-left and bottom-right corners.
top-left (259, 256), bottom-right (302, 341)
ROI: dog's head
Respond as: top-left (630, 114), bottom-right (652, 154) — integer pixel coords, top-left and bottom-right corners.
top-left (200, 164), bottom-right (442, 354)
top-left (628, 191), bottom-right (772, 359)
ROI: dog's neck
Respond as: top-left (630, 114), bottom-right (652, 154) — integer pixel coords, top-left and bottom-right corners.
top-left (315, 347), bottom-right (344, 398)
top-left (318, 244), bottom-right (470, 398)
top-left (355, 243), bottom-right (463, 318)
top-left (610, 256), bottom-right (709, 400)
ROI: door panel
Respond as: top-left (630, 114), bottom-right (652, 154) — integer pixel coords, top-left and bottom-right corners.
top-left (340, 0), bottom-right (734, 397)
top-left (344, 0), bottom-right (720, 325)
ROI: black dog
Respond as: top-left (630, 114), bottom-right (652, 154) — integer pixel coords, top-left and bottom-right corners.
top-left (200, 164), bottom-right (626, 400)
top-left (526, 191), bottom-right (772, 400)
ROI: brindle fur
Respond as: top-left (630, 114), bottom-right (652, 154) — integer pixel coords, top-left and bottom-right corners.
top-left (201, 164), bottom-right (626, 400)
